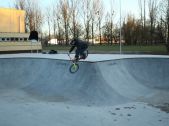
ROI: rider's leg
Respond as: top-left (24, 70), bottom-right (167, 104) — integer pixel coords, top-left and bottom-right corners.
top-left (80, 53), bottom-right (86, 59)
top-left (74, 49), bottom-right (80, 61)
top-left (79, 48), bottom-right (87, 59)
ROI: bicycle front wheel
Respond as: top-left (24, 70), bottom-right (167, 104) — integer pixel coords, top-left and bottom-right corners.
top-left (69, 63), bottom-right (79, 73)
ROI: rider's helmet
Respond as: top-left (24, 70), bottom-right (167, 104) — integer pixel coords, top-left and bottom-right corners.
top-left (70, 38), bottom-right (78, 45)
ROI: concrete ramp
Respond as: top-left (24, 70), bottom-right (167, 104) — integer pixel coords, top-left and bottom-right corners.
top-left (0, 54), bottom-right (169, 126)
top-left (0, 57), bottom-right (169, 105)
top-left (0, 58), bottom-right (128, 105)
top-left (97, 58), bottom-right (169, 104)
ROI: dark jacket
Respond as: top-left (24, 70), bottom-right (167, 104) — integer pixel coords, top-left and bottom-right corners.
top-left (69, 39), bottom-right (88, 53)
top-left (29, 31), bottom-right (38, 41)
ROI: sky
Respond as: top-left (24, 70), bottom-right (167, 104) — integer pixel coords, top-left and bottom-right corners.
top-left (0, 0), bottom-right (142, 32)
top-left (105, 0), bottom-right (140, 17)
top-left (0, 0), bottom-right (141, 19)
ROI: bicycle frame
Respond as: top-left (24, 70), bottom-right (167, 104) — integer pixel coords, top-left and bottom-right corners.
top-left (68, 53), bottom-right (79, 73)
top-left (68, 53), bottom-right (76, 63)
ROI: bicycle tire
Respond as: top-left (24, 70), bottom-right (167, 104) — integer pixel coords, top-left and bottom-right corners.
top-left (69, 63), bottom-right (79, 73)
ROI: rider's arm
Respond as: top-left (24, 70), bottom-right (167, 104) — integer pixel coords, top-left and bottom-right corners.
top-left (69, 45), bottom-right (75, 53)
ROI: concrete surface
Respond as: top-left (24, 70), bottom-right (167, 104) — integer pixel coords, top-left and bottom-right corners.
top-left (0, 53), bottom-right (169, 126)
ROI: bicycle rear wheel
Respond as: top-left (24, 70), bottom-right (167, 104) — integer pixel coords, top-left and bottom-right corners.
top-left (69, 63), bottom-right (79, 73)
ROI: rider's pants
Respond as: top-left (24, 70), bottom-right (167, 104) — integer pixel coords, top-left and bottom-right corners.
top-left (75, 46), bottom-right (88, 59)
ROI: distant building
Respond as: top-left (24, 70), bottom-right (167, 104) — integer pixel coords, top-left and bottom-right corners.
top-left (0, 32), bottom-right (29, 42)
top-left (0, 8), bottom-right (41, 53)
top-left (0, 8), bottom-right (25, 33)
top-left (48, 39), bottom-right (58, 45)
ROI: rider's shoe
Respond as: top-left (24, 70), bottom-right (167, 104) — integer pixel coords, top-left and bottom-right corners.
top-left (80, 56), bottom-right (85, 59)
top-left (80, 54), bottom-right (86, 59)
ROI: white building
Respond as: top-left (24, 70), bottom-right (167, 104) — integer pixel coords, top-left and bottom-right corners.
top-left (48, 39), bottom-right (58, 45)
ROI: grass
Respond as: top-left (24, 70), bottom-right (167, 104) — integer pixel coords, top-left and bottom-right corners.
top-left (42, 44), bottom-right (168, 55)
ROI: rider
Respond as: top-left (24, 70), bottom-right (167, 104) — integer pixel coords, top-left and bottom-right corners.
top-left (69, 38), bottom-right (88, 61)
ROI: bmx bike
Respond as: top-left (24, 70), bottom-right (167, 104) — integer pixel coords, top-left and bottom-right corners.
top-left (68, 50), bottom-right (88, 73)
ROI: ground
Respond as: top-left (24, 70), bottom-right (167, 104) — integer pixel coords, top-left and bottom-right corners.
top-left (0, 53), bottom-right (169, 126)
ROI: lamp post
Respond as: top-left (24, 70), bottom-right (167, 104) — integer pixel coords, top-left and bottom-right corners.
top-left (119, 0), bottom-right (122, 54)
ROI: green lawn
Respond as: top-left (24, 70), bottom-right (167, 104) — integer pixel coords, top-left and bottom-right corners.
top-left (42, 44), bottom-right (168, 54)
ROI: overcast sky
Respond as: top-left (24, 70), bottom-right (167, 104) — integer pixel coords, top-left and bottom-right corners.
top-left (0, 0), bottom-right (141, 19)
top-left (0, 0), bottom-right (146, 33)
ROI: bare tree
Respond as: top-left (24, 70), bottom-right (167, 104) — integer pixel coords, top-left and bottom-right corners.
top-left (138, 0), bottom-right (144, 43)
top-left (14, 0), bottom-right (43, 32)
top-left (46, 6), bottom-right (52, 41)
top-left (96, 0), bottom-right (104, 45)
top-left (148, 0), bottom-right (158, 44)
top-left (90, 0), bottom-right (99, 44)
top-left (103, 12), bottom-right (111, 44)
top-left (59, 0), bottom-right (72, 44)
top-left (14, 0), bottom-right (25, 9)
top-left (80, 0), bottom-right (93, 42)
top-left (159, 0), bottom-right (169, 51)
top-left (167, 0), bottom-right (169, 50)
top-left (51, 3), bottom-right (57, 39)
top-left (56, 4), bottom-right (62, 44)
top-left (122, 15), bottom-right (137, 45)
top-left (110, 0), bottom-right (115, 45)
top-left (144, 0), bottom-right (146, 30)
top-left (69, 0), bottom-right (79, 38)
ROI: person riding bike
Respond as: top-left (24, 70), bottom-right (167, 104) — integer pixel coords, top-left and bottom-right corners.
top-left (69, 38), bottom-right (88, 62)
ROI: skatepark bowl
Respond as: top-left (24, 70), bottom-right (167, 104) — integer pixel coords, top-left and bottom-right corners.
top-left (0, 54), bottom-right (169, 126)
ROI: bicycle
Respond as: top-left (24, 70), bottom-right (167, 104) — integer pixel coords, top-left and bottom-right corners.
top-left (68, 50), bottom-right (88, 73)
